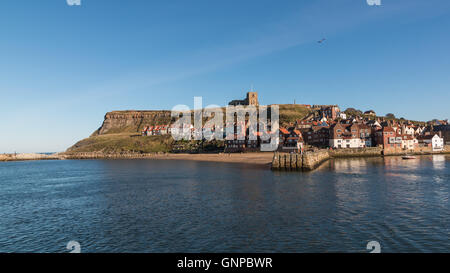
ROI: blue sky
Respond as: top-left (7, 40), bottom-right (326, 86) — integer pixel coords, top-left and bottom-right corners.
top-left (1, 0), bottom-right (449, 153)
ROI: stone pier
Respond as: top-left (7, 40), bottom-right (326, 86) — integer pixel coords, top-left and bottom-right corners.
top-left (272, 150), bottom-right (330, 171)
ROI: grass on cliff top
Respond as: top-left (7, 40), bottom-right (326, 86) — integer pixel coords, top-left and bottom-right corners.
top-left (66, 133), bottom-right (173, 153)
top-left (278, 104), bottom-right (313, 125)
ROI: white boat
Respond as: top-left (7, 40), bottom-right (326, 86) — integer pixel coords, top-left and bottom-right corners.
top-left (402, 155), bottom-right (416, 160)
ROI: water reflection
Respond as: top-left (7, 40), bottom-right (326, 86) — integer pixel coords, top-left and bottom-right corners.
top-left (432, 155), bottom-right (446, 170)
top-left (331, 158), bottom-right (368, 174)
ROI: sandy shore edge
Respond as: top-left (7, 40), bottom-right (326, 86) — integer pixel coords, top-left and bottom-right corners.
top-left (61, 152), bottom-right (275, 165)
top-left (1, 152), bottom-right (274, 166)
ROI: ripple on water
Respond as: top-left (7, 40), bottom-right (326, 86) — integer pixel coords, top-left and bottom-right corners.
top-left (0, 157), bottom-right (449, 252)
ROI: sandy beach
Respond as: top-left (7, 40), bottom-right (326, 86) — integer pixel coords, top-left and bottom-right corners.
top-left (59, 152), bottom-right (275, 166)
top-left (152, 153), bottom-right (274, 165)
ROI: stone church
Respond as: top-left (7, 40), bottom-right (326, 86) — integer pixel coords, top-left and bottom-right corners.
top-left (228, 92), bottom-right (259, 106)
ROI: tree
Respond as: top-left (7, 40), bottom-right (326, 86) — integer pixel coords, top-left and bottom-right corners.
top-left (344, 108), bottom-right (363, 116)
top-left (386, 113), bottom-right (396, 119)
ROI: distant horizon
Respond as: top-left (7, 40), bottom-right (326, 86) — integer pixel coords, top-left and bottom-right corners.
top-left (1, 0), bottom-right (450, 153)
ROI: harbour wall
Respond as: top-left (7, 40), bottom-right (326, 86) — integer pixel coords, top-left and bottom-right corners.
top-left (383, 145), bottom-right (450, 155)
top-left (329, 147), bottom-right (382, 157)
top-left (272, 145), bottom-right (450, 171)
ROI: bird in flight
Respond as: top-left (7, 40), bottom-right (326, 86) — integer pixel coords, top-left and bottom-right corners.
top-left (318, 38), bottom-right (326, 44)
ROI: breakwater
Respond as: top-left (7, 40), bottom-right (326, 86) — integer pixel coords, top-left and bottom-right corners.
top-left (0, 153), bottom-right (60, 162)
top-left (61, 152), bottom-right (168, 160)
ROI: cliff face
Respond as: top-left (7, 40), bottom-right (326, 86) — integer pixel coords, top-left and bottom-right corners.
top-left (67, 110), bottom-right (175, 153)
top-left (96, 105), bottom-right (314, 135)
top-left (96, 110), bottom-right (173, 135)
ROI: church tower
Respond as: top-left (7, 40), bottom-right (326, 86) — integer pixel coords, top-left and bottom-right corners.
top-left (246, 92), bottom-right (259, 106)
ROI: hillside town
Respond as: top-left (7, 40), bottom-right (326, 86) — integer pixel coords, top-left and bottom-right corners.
top-left (141, 92), bottom-right (449, 154)
top-left (276, 106), bottom-right (448, 154)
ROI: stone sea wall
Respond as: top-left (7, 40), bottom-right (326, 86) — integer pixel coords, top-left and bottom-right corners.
top-left (271, 145), bottom-right (450, 171)
top-left (271, 153), bottom-right (303, 170)
top-left (330, 147), bottom-right (382, 157)
top-left (272, 150), bottom-right (330, 171)
top-left (383, 145), bottom-right (450, 155)
top-left (302, 150), bottom-right (330, 171)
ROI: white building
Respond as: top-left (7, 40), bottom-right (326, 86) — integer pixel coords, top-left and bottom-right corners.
top-left (329, 138), bottom-right (365, 149)
top-left (431, 134), bottom-right (444, 151)
top-left (400, 135), bottom-right (418, 151)
top-left (402, 125), bottom-right (415, 135)
top-left (339, 113), bottom-right (347, 119)
top-left (418, 134), bottom-right (444, 151)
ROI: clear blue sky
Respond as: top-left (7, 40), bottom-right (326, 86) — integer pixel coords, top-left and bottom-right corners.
top-left (1, 0), bottom-right (449, 153)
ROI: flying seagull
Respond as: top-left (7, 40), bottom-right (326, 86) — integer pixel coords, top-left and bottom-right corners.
top-left (318, 38), bottom-right (326, 44)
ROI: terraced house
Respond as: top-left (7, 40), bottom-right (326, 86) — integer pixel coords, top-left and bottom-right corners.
top-left (329, 123), bottom-right (366, 149)
top-left (375, 127), bottom-right (402, 150)
top-left (301, 125), bottom-right (330, 147)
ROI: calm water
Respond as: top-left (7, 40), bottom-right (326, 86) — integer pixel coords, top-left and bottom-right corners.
top-left (0, 156), bottom-right (449, 253)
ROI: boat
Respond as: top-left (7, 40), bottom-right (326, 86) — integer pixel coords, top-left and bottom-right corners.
top-left (402, 155), bottom-right (416, 160)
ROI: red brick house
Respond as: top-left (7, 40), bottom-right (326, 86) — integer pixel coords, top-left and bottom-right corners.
top-left (375, 127), bottom-right (402, 149)
top-left (329, 123), bottom-right (366, 148)
top-left (302, 126), bottom-right (330, 147)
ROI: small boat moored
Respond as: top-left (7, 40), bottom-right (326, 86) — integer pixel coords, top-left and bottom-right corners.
top-left (402, 155), bottom-right (416, 160)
